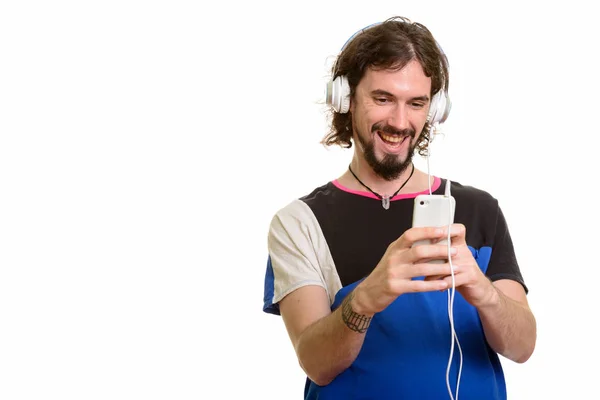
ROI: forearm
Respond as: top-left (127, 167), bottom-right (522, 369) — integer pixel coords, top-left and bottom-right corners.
top-left (477, 286), bottom-right (537, 363)
top-left (295, 291), bottom-right (372, 386)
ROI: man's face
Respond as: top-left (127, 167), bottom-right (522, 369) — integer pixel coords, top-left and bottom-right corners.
top-left (350, 60), bottom-right (432, 181)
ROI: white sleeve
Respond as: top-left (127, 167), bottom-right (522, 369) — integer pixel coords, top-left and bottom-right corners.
top-left (263, 199), bottom-right (342, 315)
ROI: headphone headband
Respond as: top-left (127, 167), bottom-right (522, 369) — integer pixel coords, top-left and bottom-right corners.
top-left (325, 20), bottom-right (451, 126)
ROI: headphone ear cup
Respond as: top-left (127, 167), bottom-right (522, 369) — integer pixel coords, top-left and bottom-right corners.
top-left (326, 75), bottom-right (351, 114)
top-left (427, 91), bottom-right (451, 125)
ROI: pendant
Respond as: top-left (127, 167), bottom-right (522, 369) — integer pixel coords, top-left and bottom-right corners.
top-left (382, 195), bottom-right (390, 210)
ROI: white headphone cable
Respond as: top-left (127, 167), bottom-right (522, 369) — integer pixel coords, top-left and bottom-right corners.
top-left (427, 123), bottom-right (463, 400)
top-left (427, 144), bottom-right (432, 195)
top-left (445, 180), bottom-right (463, 400)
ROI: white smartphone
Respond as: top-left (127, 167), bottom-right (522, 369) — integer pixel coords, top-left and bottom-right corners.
top-left (411, 194), bottom-right (456, 263)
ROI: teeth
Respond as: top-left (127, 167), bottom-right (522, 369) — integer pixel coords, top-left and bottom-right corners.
top-left (379, 132), bottom-right (404, 143)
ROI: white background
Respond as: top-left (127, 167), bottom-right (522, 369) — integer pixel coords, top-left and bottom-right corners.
top-left (1, 1), bottom-right (599, 399)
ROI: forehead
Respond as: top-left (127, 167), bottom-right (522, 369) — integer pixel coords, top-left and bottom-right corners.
top-left (359, 60), bottom-right (432, 96)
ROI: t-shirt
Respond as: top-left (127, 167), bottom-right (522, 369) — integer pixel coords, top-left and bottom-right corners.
top-left (263, 177), bottom-right (527, 400)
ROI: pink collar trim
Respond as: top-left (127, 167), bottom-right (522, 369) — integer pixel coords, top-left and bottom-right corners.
top-left (332, 176), bottom-right (442, 201)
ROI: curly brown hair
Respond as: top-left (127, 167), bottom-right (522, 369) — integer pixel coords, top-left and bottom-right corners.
top-left (321, 16), bottom-right (449, 156)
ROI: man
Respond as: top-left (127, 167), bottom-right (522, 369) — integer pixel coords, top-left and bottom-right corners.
top-left (262, 16), bottom-right (536, 399)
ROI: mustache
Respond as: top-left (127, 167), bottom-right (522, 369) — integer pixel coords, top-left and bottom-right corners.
top-left (371, 123), bottom-right (415, 138)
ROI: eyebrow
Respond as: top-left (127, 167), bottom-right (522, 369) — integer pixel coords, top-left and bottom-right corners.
top-left (370, 89), bottom-right (430, 102)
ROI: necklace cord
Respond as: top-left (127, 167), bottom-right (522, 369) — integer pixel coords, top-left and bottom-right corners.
top-left (348, 163), bottom-right (415, 200)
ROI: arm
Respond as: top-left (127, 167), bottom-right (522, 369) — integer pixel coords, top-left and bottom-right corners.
top-left (278, 227), bottom-right (455, 386)
top-left (476, 279), bottom-right (537, 363)
top-left (279, 285), bottom-right (373, 386)
top-left (267, 202), bottom-right (375, 386)
top-left (439, 224), bottom-right (537, 363)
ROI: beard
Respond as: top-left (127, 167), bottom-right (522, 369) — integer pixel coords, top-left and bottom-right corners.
top-left (355, 121), bottom-right (417, 181)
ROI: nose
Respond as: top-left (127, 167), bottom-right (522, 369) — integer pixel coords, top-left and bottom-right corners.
top-left (387, 104), bottom-right (410, 131)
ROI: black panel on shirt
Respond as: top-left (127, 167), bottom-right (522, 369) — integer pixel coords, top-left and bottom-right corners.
top-left (300, 179), bottom-right (527, 293)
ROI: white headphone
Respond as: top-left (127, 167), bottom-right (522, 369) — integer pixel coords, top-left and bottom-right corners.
top-left (325, 22), bottom-right (451, 126)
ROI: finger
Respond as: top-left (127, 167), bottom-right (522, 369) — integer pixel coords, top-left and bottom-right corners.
top-left (409, 244), bottom-right (457, 264)
top-left (403, 279), bottom-right (449, 293)
top-left (424, 274), bottom-right (446, 281)
top-left (437, 223), bottom-right (467, 245)
top-left (396, 226), bottom-right (448, 249)
top-left (441, 273), bottom-right (465, 288)
top-left (411, 262), bottom-right (458, 279)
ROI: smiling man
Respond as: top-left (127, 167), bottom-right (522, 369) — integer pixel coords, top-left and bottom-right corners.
top-left (262, 16), bottom-right (536, 400)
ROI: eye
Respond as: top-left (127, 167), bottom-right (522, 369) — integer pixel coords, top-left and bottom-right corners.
top-left (375, 97), bottom-right (390, 104)
top-left (411, 102), bottom-right (426, 109)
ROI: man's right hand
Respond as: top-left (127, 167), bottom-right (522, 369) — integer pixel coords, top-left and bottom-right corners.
top-left (351, 226), bottom-right (459, 316)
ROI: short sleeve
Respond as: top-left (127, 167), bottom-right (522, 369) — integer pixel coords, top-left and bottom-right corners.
top-left (485, 206), bottom-right (528, 294)
top-left (262, 199), bottom-right (341, 315)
